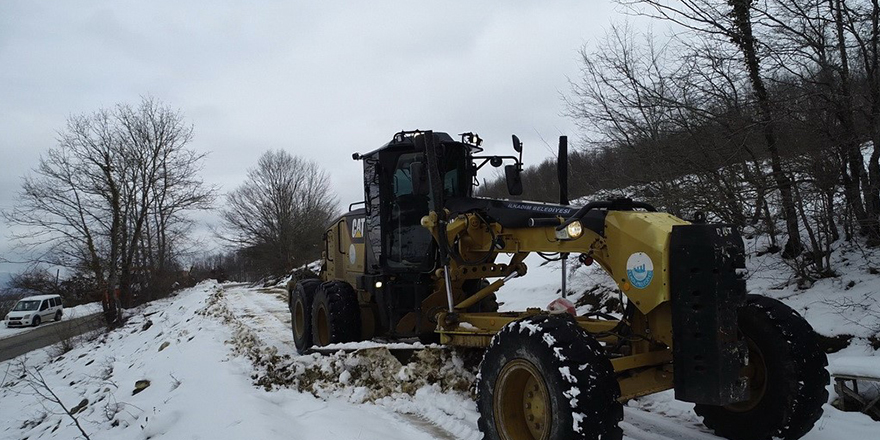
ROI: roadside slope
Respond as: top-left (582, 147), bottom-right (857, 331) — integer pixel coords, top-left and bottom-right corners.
top-left (1, 279), bottom-right (876, 440)
top-left (0, 282), bottom-right (444, 440)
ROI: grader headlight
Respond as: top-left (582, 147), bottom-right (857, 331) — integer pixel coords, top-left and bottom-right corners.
top-left (556, 220), bottom-right (583, 240)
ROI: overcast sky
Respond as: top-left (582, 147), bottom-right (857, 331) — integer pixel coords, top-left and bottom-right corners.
top-left (0, 0), bottom-right (627, 278)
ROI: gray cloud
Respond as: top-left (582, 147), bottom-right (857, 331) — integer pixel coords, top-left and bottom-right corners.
top-left (0, 0), bottom-right (619, 273)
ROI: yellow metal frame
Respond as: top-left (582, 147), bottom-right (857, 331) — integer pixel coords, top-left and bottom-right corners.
top-left (436, 310), bottom-right (675, 400)
top-left (322, 208), bottom-right (690, 401)
top-left (423, 210), bottom-right (687, 400)
top-left (432, 211), bottom-right (688, 314)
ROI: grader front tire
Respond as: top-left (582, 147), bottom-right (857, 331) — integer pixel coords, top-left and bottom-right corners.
top-left (477, 314), bottom-right (622, 440)
top-left (695, 294), bottom-right (829, 440)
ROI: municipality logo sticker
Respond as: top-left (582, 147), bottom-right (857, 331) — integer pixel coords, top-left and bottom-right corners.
top-left (349, 244), bottom-right (357, 265)
top-left (626, 252), bottom-right (654, 289)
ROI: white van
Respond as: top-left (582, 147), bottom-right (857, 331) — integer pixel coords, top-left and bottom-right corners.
top-left (4, 294), bottom-right (63, 327)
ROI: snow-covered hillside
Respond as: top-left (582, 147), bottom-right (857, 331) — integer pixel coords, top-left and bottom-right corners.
top-left (0, 282), bottom-right (467, 440)
top-left (1, 246), bottom-right (878, 440)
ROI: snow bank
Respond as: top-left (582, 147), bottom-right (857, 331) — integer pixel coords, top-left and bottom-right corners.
top-left (0, 282), bottom-right (446, 440)
top-left (1, 250), bottom-right (878, 440)
top-left (829, 356), bottom-right (880, 378)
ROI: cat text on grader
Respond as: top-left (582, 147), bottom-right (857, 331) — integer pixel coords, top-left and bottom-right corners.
top-left (288, 130), bottom-right (828, 440)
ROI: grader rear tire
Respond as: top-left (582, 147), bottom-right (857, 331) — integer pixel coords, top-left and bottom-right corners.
top-left (695, 294), bottom-right (829, 440)
top-left (477, 314), bottom-right (622, 440)
top-left (311, 281), bottom-right (361, 347)
top-left (290, 279), bottom-right (320, 354)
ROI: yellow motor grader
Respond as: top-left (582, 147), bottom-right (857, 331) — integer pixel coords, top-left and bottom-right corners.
top-left (288, 130), bottom-right (828, 440)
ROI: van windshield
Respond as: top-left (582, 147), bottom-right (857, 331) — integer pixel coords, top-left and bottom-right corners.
top-left (12, 300), bottom-right (40, 311)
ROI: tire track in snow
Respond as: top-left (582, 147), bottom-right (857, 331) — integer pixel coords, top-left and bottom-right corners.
top-left (397, 413), bottom-right (460, 440)
top-left (222, 285), bottom-right (482, 440)
top-left (622, 407), bottom-right (723, 440)
top-left (224, 285), bottom-right (732, 440)
top-left (227, 286), bottom-right (291, 324)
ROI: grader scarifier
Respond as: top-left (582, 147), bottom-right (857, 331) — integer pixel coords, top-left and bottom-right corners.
top-left (288, 130), bottom-right (829, 440)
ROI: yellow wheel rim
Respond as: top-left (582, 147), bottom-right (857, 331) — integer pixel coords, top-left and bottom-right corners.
top-left (727, 337), bottom-right (768, 412)
top-left (494, 359), bottom-right (551, 440)
top-left (315, 304), bottom-right (330, 346)
top-left (294, 299), bottom-right (305, 339)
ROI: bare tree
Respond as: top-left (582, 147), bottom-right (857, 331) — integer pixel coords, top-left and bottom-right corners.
top-left (4, 98), bottom-right (215, 324)
top-left (566, 23), bottom-right (763, 224)
top-left (8, 267), bottom-right (58, 295)
top-left (620, 0), bottom-right (804, 256)
top-left (220, 150), bottom-right (338, 278)
top-left (113, 100), bottom-right (215, 306)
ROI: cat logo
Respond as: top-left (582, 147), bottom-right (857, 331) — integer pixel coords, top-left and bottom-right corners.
top-left (351, 217), bottom-right (365, 239)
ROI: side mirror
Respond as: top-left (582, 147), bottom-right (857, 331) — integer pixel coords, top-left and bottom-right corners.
top-left (512, 135), bottom-right (522, 153)
top-left (410, 161), bottom-right (429, 195)
top-left (508, 134), bottom-right (524, 195)
top-left (505, 164), bottom-right (523, 195)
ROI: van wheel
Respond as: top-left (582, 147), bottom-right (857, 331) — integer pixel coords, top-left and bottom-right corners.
top-left (311, 281), bottom-right (360, 347)
top-left (55, 311), bottom-right (62, 321)
top-left (33, 316), bottom-right (41, 327)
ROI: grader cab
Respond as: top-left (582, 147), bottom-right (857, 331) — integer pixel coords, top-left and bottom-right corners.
top-left (289, 130), bottom-right (828, 440)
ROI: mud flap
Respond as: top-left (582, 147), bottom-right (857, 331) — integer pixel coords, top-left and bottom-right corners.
top-left (670, 224), bottom-right (748, 405)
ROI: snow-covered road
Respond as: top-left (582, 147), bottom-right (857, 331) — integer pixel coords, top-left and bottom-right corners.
top-left (220, 282), bottom-right (879, 440)
top-left (0, 281), bottom-right (876, 440)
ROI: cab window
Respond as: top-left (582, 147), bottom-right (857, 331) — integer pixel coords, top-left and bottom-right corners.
top-left (386, 152), bottom-right (433, 270)
top-left (442, 143), bottom-right (470, 197)
top-left (393, 165), bottom-right (414, 196)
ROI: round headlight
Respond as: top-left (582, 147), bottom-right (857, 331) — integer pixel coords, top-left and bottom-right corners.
top-left (566, 221), bottom-right (583, 239)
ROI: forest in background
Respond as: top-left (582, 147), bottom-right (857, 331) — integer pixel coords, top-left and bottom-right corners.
top-left (480, 0), bottom-right (880, 283)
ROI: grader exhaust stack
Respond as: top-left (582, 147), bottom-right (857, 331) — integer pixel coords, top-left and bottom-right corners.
top-left (558, 135), bottom-right (569, 298)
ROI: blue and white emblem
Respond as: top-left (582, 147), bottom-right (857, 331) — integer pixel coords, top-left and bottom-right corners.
top-left (626, 252), bottom-right (654, 289)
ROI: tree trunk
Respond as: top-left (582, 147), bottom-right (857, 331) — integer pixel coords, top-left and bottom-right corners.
top-left (866, 0), bottom-right (880, 244)
top-left (831, 0), bottom-right (872, 238)
top-left (103, 153), bottom-right (122, 326)
top-left (729, 0), bottom-right (801, 257)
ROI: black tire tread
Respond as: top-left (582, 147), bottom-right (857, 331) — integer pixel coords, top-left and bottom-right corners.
top-left (477, 314), bottom-right (623, 440)
top-left (695, 294), bottom-right (829, 440)
top-left (290, 279), bottom-right (321, 354)
top-left (313, 280), bottom-right (361, 344)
